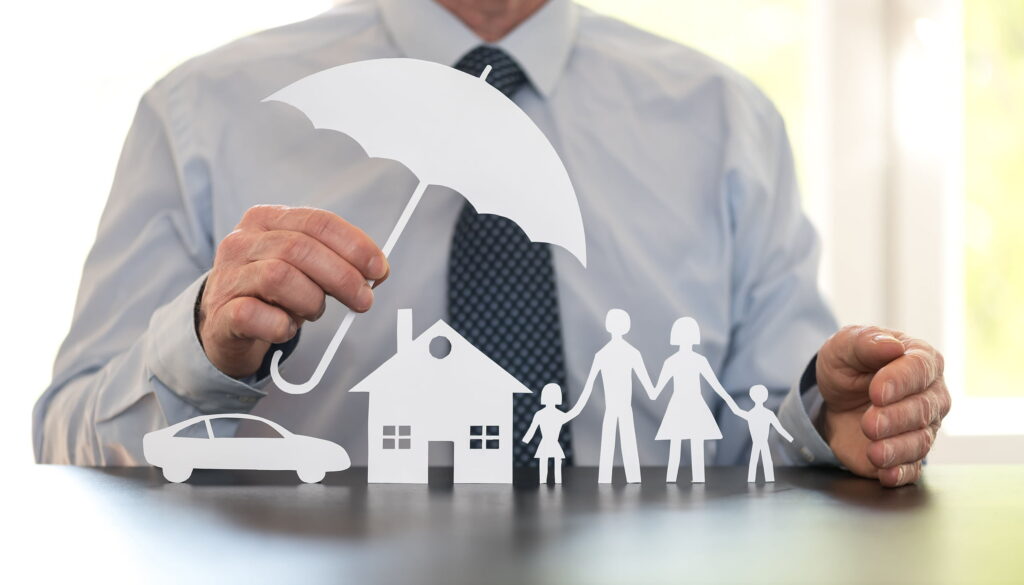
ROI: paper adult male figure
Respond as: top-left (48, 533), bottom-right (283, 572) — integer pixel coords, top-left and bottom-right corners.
top-left (567, 309), bottom-right (655, 484)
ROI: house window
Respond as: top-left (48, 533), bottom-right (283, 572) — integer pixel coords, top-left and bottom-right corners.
top-left (469, 425), bottom-right (500, 450)
top-left (383, 425), bottom-right (411, 450)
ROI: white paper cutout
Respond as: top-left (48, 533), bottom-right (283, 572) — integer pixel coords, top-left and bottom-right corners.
top-left (650, 317), bottom-right (742, 483)
top-left (349, 309), bottom-right (531, 484)
top-left (523, 383), bottom-right (576, 484)
top-left (143, 414), bottom-right (351, 483)
top-left (735, 384), bottom-right (794, 482)
top-left (262, 58), bottom-right (588, 395)
top-left (566, 309), bottom-right (655, 484)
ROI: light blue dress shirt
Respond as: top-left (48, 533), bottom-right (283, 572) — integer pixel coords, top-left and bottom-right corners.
top-left (34, 0), bottom-right (840, 469)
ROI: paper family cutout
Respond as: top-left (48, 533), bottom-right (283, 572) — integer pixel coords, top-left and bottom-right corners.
top-left (143, 57), bottom-right (792, 485)
top-left (518, 310), bottom-right (793, 485)
top-left (143, 414), bottom-right (350, 483)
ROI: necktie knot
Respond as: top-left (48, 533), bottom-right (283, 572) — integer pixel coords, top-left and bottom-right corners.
top-left (454, 45), bottom-right (528, 98)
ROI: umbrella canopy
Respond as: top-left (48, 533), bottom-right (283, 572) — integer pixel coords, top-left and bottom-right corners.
top-left (264, 57), bottom-right (586, 265)
top-left (262, 57), bottom-right (587, 395)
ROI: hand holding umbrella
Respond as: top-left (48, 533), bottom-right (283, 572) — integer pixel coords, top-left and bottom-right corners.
top-left (263, 58), bottom-right (587, 395)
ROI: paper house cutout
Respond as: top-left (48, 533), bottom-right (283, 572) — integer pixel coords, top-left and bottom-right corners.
top-left (350, 309), bottom-right (530, 483)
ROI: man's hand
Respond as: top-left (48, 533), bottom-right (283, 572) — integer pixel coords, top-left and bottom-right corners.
top-left (198, 205), bottom-right (389, 378)
top-left (816, 326), bottom-right (950, 487)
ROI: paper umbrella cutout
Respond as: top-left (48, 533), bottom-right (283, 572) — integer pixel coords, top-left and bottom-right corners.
top-left (262, 58), bottom-right (588, 395)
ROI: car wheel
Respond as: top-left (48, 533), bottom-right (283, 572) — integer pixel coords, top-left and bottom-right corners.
top-left (297, 468), bottom-right (325, 484)
top-left (163, 466), bottom-right (192, 483)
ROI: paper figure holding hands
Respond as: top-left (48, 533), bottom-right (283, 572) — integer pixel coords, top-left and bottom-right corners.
top-left (568, 309), bottom-right (655, 484)
top-left (650, 317), bottom-right (741, 484)
top-left (523, 383), bottom-right (577, 484)
top-left (735, 384), bottom-right (794, 482)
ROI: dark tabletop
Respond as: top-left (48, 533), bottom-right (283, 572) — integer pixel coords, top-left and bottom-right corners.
top-left (14, 465), bottom-right (1024, 584)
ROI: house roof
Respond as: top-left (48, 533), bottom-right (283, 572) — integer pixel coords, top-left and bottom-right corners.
top-left (349, 319), bottom-right (532, 395)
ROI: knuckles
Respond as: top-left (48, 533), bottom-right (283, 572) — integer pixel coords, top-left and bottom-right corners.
top-left (216, 229), bottom-right (250, 261)
top-left (259, 258), bottom-right (294, 290)
top-left (224, 297), bottom-right (258, 331)
top-left (239, 204), bottom-right (287, 227)
top-left (271, 231), bottom-right (313, 265)
top-left (302, 209), bottom-right (337, 240)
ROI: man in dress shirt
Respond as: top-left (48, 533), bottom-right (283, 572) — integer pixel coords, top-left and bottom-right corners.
top-left (33, 0), bottom-right (950, 487)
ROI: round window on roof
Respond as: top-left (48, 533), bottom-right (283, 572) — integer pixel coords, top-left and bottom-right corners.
top-left (429, 335), bottom-right (452, 359)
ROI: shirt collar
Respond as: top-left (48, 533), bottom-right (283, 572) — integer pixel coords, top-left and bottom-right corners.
top-left (376, 0), bottom-right (578, 97)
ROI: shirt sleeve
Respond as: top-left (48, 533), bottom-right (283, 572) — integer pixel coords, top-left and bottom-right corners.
top-left (775, 355), bottom-right (840, 466)
top-left (32, 87), bottom-right (268, 465)
top-left (711, 88), bottom-right (840, 467)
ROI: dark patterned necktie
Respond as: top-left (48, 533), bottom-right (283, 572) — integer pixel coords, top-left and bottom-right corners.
top-left (448, 46), bottom-right (573, 467)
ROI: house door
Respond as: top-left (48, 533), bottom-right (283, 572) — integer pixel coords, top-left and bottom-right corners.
top-left (427, 440), bottom-right (454, 485)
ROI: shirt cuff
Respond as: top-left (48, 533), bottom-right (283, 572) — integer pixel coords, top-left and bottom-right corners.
top-left (777, 355), bottom-right (840, 466)
top-left (144, 273), bottom-right (267, 413)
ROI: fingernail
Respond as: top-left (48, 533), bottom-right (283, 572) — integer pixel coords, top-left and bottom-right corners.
top-left (367, 255), bottom-right (387, 279)
top-left (358, 283), bottom-right (374, 311)
top-left (876, 413), bottom-right (890, 438)
top-left (288, 320), bottom-right (298, 337)
top-left (883, 441), bottom-right (895, 466)
top-left (882, 380), bottom-right (895, 404)
top-left (873, 333), bottom-right (900, 344)
top-left (896, 465), bottom-right (905, 485)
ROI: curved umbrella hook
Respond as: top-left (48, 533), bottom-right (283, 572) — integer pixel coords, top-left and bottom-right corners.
top-left (270, 180), bottom-right (429, 394)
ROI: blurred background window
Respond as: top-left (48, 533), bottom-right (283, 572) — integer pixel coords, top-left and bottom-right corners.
top-left (963, 0), bottom-right (1024, 399)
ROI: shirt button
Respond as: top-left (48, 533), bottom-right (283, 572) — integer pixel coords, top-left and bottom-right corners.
top-left (800, 446), bottom-right (815, 463)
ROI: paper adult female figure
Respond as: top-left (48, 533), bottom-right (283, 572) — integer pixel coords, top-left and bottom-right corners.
top-left (650, 317), bottom-right (742, 483)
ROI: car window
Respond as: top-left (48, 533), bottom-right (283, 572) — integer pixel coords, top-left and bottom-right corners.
top-left (211, 419), bottom-right (284, 439)
top-left (173, 421), bottom-right (210, 438)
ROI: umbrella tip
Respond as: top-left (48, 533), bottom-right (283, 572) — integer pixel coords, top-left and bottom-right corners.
top-left (480, 65), bottom-right (492, 81)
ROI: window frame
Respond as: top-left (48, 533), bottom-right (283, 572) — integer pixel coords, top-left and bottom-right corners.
top-left (469, 425), bottom-right (500, 450)
top-left (382, 425), bottom-right (412, 450)
top-left (813, 0), bottom-right (1024, 461)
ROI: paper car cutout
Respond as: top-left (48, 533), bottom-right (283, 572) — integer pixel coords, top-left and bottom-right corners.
top-left (143, 413), bottom-right (351, 483)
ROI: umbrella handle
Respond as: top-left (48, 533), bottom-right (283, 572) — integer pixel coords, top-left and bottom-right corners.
top-left (269, 180), bottom-right (429, 394)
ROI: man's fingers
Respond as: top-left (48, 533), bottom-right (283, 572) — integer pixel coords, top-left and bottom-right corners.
top-left (867, 426), bottom-right (936, 469)
top-left (862, 380), bottom-right (949, 439)
top-left (231, 259), bottom-right (327, 321)
top-left (877, 461), bottom-right (922, 488)
top-left (237, 205), bottom-right (388, 281)
top-left (869, 340), bottom-right (945, 407)
top-left (218, 296), bottom-right (297, 344)
top-left (817, 326), bottom-right (907, 412)
top-left (831, 325), bottom-right (907, 374)
top-left (248, 230), bottom-right (375, 312)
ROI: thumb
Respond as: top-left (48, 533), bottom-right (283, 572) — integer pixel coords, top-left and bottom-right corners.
top-left (831, 326), bottom-right (906, 374)
top-left (818, 326), bottom-right (907, 412)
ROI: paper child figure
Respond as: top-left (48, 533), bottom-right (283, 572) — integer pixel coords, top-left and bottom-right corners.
top-left (650, 317), bottom-right (742, 483)
top-left (568, 309), bottom-right (655, 484)
top-left (523, 383), bottom-right (577, 484)
top-left (734, 384), bottom-right (794, 482)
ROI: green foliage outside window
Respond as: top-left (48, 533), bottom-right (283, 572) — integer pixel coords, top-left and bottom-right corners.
top-left (964, 0), bottom-right (1024, 397)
